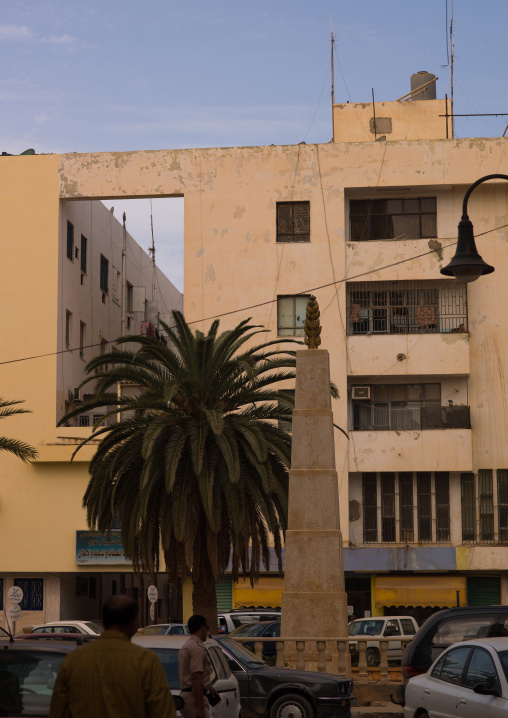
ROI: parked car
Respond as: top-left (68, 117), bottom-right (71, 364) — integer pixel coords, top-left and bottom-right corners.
top-left (404, 637), bottom-right (508, 718)
top-left (216, 635), bottom-right (356, 718)
top-left (133, 634), bottom-right (241, 718)
top-left (396, 604), bottom-right (508, 705)
top-left (15, 632), bottom-right (98, 644)
top-left (31, 620), bottom-right (104, 635)
top-left (348, 615), bottom-right (418, 666)
top-left (218, 609), bottom-right (281, 635)
top-left (228, 621), bottom-right (280, 658)
top-left (138, 623), bottom-right (190, 636)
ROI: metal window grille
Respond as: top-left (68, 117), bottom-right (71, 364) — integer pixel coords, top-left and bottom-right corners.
top-left (417, 472), bottom-right (432, 542)
top-left (276, 201), bottom-right (310, 242)
top-left (277, 389), bottom-right (295, 432)
top-left (100, 254), bottom-right (109, 293)
top-left (435, 472), bottom-right (451, 542)
top-left (66, 221), bottom-right (74, 260)
top-left (399, 472), bottom-right (414, 542)
top-left (381, 472), bottom-right (396, 542)
top-left (351, 383), bottom-right (443, 431)
top-left (80, 235), bottom-right (87, 274)
top-left (79, 415), bottom-right (90, 427)
top-left (479, 469), bottom-right (494, 542)
top-left (498, 469), bottom-right (508, 544)
top-left (0, 578), bottom-right (3, 611)
top-left (349, 197), bottom-right (437, 241)
top-left (277, 295), bottom-right (309, 336)
top-left (362, 473), bottom-right (378, 543)
top-left (346, 280), bottom-right (467, 335)
top-left (14, 578), bottom-right (44, 611)
top-left (461, 473), bottom-right (476, 542)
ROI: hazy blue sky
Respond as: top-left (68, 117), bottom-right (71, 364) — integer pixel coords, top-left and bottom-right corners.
top-left (2, 0), bottom-right (506, 291)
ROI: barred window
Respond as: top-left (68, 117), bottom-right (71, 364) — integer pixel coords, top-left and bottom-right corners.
top-left (479, 470), bottom-right (494, 542)
top-left (80, 235), bottom-right (88, 274)
top-left (498, 470), bottom-right (508, 543)
top-left (14, 578), bottom-right (44, 611)
top-left (461, 473), bottom-right (476, 543)
top-left (66, 221), bottom-right (74, 261)
top-left (100, 254), bottom-right (109, 293)
top-left (349, 197), bottom-right (436, 241)
top-left (346, 280), bottom-right (467, 335)
top-left (276, 201), bottom-right (310, 242)
top-left (362, 471), bottom-right (450, 544)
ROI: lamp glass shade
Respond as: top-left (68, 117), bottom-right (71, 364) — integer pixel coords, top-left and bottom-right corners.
top-left (440, 218), bottom-right (495, 282)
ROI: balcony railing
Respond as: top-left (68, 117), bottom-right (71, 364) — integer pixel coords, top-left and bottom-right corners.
top-left (232, 636), bottom-right (407, 684)
top-left (352, 404), bottom-right (471, 431)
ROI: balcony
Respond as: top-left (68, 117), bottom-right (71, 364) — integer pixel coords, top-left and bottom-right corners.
top-left (348, 427), bottom-right (473, 473)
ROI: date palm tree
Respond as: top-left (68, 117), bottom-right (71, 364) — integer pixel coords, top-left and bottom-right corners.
top-left (0, 398), bottom-right (38, 462)
top-left (60, 311), bottom-right (309, 629)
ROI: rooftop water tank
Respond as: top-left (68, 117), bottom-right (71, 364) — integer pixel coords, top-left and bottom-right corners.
top-left (410, 71), bottom-right (437, 101)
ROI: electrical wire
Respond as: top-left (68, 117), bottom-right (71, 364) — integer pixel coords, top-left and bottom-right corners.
top-left (2, 221), bottom-right (507, 368)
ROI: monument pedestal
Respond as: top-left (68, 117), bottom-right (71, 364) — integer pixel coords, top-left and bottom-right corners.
top-left (281, 349), bottom-right (348, 672)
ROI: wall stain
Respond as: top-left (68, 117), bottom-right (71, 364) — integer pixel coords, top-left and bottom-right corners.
top-left (428, 239), bottom-right (443, 261)
top-left (204, 264), bottom-right (216, 283)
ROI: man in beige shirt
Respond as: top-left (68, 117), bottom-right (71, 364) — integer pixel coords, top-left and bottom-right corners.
top-left (178, 615), bottom-right (219, 718)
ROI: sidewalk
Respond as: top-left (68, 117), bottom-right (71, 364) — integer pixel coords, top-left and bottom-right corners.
top-left (352, 703), bottom-right (404, 718)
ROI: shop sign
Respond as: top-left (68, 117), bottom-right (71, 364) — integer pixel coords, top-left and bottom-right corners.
top-left (76, 530), bottom-right (131, 565)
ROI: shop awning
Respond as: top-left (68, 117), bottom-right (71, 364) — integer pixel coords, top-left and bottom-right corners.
top-left (234, 577), bottom-right (283, 609)
top-left (375, 575), bottom-right (467, 608)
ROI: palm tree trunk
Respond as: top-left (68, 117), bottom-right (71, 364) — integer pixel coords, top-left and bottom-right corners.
top-left (191, 529), bottom-right (219, 633)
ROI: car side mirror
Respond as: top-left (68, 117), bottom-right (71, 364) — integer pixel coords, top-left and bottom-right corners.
top-left (473, 681), bottom-right (500, 697)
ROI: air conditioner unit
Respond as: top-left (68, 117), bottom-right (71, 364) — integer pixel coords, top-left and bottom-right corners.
top-left (70, 387), bottom-right (82, 403)
top-left (352, 386), bottom-right (371, 400)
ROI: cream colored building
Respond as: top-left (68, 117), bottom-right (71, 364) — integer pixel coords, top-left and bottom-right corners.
top-left (1, 72), bottom-right (508, 627)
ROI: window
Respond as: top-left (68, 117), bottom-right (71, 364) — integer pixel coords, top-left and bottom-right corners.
top-left (278, 389), bottom-right (295, 432)
top-left (14, 578), bottom-right (44, 610)
top-left (81, 235), bottom-right (87, 274)
top-left (346, 280), bottom-right (467, 335)
top-left (461, 473), bottom-right (476, 543)
top-left (276, 201), bottom-right (310, 242)
top-left (351, 383), bottom-right (441, 431)
top-left (362, 471), bottom-right (450, 544)
top-left (464, 648), bottom-right (498, 688)
top-left (100, 254), bottom-right (109, 293)
top-left (0, 578), bottom-right (3, 610)
top-left (462, 470), bottom-right (504, 544)
top-left (79, 321), bottom-right (86, 359)
top-left (65, 310), bottom-right (72, 349)
top-left (479, 469), bottom-right (494, 541)
top-left (277, 295), bottom-right (309, 336)
top-left (439, 646), bottom-right (472, 685)
top-left (79, 416), bottom-right (90, 427)
top-left (400, 619), bottom-right (416, 635)
top-left (349, 197), bottom-right (436, 241)
top-left (498, 469), bottom-right (508, 542)
top-left (127, 282), bottom-right (133, 313)
top-left (66, 221), bottom-right (74, 260)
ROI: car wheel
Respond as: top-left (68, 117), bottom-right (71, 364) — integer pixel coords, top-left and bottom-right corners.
top-left (269, 693), bottom-right (314, 718)
top-left (366, 648), bottom-right (380, 667)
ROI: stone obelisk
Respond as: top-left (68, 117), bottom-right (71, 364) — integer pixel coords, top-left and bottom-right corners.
top-left (281, 296), bottom-right (348, 671)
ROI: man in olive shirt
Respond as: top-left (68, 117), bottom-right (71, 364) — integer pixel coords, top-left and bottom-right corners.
top-left (178, 615), bottom-right (218, 718)
top-left (50, 595), bottom-right (175, 718)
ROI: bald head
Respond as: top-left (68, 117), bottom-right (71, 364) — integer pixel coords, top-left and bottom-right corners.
top-left (102, 594), bottom-right (139, 634)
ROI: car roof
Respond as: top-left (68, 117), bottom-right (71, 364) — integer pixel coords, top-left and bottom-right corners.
top-left (0, 640), bottom-right (77, 653)
top-left (452, 637), bottom-right (508, 651)
top-left (33, 620), bottom-right (96, 626)
top-left (351, 616), bottom-right (415, 621)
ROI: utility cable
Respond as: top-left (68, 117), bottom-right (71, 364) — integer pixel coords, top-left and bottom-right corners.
top-left (2, 221), bottom-right (507, 367)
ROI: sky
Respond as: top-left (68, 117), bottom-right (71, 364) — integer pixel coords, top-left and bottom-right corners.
top-left (2, 0), bottom-right (507, 292)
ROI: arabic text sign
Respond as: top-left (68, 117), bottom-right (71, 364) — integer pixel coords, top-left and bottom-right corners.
top-left (76, 530), bottom-right (131, 565)
top-left (8, 586), bottom-right (23, 604)
top-left (8, 605), bottom-right (21, 621)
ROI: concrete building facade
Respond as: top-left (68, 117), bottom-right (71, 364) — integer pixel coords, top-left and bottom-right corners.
top-left (1, 78), bottom-right (508, 626)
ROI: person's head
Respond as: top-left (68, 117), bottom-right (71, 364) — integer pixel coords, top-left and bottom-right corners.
top-left (102, 595), bottom-right (139, 637)
top-left (188, 614), bottom-right (208, 640)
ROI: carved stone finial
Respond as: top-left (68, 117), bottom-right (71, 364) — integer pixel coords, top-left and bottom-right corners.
top-left (304, 295), bottom-right (321, 349)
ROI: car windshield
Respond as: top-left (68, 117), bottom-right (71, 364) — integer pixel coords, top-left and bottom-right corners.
top-left (146, 647), bottom-right (180, 688)
top-left (348, 620), bottom-right (384, 636)
top-left (0, 649), bottom-right (67, 714)
top-left (229, 623), bottom-right (266, 637)
top-left (219, 637), bottom-right (267, 667)
top-left (85, 622), bottom-right (104, 634)
top-left (143, 625), bottom-right (170, 636)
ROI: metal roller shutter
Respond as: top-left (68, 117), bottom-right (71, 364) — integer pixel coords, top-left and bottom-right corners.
top-left (215, 577), bottom-right (233, 612)
top-left (466, 576), bottom-right (501, 606)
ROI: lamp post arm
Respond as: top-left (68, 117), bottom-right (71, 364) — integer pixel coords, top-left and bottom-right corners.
top-left (462, 174), bottom-right (508, 219)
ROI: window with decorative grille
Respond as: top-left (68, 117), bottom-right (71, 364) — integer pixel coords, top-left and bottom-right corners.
top-left (276, 201), bottom-right (310, 242)
top-left (349, 197), bottom-right (436, 241)
top-left (14, 578), bottom-right (44, 610)
top-left (346, 280), bottom-right (467, 335)
top-left (461, 470), bottom-right (507, 544)
top-left (361, 471), bottom-right (450, 544)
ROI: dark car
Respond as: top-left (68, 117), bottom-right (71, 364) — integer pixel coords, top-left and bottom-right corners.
top-left (0, 639), bottom-right (77, 715)
top-left (395, 604), bottom-right (508, 705)
top-left (15, 632), bottom-right (98, 644)
top-left (228, 621), bottom-right (280, 658)
top-left (216, 636), bottom-right (355, 718)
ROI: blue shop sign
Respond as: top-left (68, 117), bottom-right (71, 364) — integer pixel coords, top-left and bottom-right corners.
top-left (76, 530), bottom-right (131, 565)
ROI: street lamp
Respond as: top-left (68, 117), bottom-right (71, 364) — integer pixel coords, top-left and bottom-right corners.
top-left (440, 174), bottom-right (508, 282)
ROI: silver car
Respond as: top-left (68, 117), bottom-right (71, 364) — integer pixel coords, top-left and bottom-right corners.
top-left (133, 634), bottom-right (241, 718)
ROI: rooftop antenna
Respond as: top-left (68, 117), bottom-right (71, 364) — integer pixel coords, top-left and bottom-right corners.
top-left (450, 0), bottom-right (455, 138)
top-left (149, 199), bottom-right (157, 302)
top-left (331, 13), bottom-right (335, 138)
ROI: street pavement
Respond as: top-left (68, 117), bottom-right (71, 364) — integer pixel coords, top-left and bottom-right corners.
top-left (352, 703), bottom-right (404, 718)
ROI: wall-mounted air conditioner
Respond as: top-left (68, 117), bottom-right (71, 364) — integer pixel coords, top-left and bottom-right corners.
top-left (352, 386), bottom-right (371, 400)
top-left (68, 388), bottom-right (82, 403)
